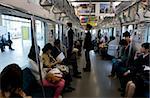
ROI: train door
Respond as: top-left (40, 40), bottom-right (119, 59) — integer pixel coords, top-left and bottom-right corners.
top-left (146, 24), bottom-right (150, 42)
top-left (35, 20), bottom-right (45, 48)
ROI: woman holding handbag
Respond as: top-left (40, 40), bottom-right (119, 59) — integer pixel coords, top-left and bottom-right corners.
top-left (42, 43), bottom-right (74, 92)
top-left (28, 45), bottom-right (65, 98)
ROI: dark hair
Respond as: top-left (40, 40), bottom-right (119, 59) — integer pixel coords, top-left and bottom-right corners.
top-left (28, 45), bottom-right (40, 63)
top-left (141, 43), bottom-right (150, 50)
top-left (86, 24), bottom-right (92, 30)
top-left (54, 39), bottom-right (60, 46)
top-left (42, 43), bottom-right (53, 53)
top-left (67, 22), bottom-right (72, 27)
top-left (123, 31), bottom-right (130, 37)
top-left (0, 64), bottom-right (22, 94)
top-left (119, 39), bottom-right (128, 46)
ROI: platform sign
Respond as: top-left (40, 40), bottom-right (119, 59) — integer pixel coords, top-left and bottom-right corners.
top-left (22, 26), bottom-right (29, 40)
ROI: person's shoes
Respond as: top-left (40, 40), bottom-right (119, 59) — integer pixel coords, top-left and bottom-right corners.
top-left (108, 75), bottom-right (117, 79)
top-left (76, 71), bottom-right (81, 75)
top-left (10, 48), bottom-right (15, 51)
top-left (73, 74), bottom-right (82, 78)
top-left (83, 68), bottom-right (91, 72)
top-left (118, 88), bottom-right (124, 92)
top-left (108, 74), bottom-right (113, 77)
top-left (120, 92), bottom-right (125, 97)
top-left (63, 88), bottom-right (73, 93)
top-left (68, 87), bottom-right (75, 91)
top-left (112, 75), bottom-right (117, 79)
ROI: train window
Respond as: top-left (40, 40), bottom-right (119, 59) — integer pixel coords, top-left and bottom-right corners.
top-left (147, 26), bottom-right (150, 43)
top-left (35, 20), bottom-right (45, 48)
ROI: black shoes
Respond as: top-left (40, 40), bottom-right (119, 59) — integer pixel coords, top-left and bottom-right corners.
top-left (10, 48), bottom-right (15, 51)
top-left (63, 86), bottom-right (75, 93)
top-left (73, 74), bottom-right (82, 78)
top-left (83, 68), bottom-right (91, 72)
top-left (63, 88), bottom-right (73, 93)
top-left (118, 88), bottom-right (124, 92)
top-left (76, 71), bottom-right (81, 75)
top-left (68, 87), bottom-right (75, 91)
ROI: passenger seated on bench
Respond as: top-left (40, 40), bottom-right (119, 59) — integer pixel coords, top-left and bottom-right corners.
top-left (124, 43), bottom-right (150, 98)
top-left (1, 33), bottom-right (14, 51)
top-left (51, 40), bottom-right (75, 92)
top-left (28, 45), bottom-right (65, 98)
top-left (51, 40), bottom-right (81, 78)
top-left (0, 35), bottom-right (5, 52)
top-left (0, 63), bottom-right (31, 98)
top-left (108, 39), bottom-right (128, 78)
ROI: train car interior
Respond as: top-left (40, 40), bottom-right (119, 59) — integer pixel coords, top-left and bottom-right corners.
top-left (0, 0), bottom-right (149, 98)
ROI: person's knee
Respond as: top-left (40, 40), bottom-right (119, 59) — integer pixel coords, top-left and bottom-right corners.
top-left (58, 79), bottom-right (65, 88)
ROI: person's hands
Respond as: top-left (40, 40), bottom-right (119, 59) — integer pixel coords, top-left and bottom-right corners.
top-left (123, 70), bottom-right (130, 76)
top-left (56, 60), bottom-right (62, 64)
top-left (123, 72), bottom-right (129, 76)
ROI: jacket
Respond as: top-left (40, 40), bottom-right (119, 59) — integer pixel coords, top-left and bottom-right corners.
top-left (83, 31), bottom-right (92, 50)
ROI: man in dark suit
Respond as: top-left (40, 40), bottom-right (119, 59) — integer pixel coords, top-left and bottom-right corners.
top-left (66, 22), bottom-right (81, 78)
top-left (67, 22), bottom-right (74, 58)
top-left (83, 24), bottom-right (92, 72)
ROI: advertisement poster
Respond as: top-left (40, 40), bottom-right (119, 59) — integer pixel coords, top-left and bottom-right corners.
top-left (79, 4), bottom-right (95, 13)
top-left (80, 16), bottom-right (97, 26)
top-left (100, 3), bottom-right (110, 13)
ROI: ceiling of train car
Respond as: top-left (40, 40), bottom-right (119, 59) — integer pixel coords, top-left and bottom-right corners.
top-left (67, 0), bottom-right (134, 29)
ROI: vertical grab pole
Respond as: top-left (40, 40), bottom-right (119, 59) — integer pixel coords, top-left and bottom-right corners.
top-left (31, 16), bottom-right (45, 98)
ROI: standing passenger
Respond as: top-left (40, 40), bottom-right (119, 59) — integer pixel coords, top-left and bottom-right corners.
top-left (66, 22), bottom-right (81, 77)
top-left (67, 22), bottom-right (74, 58)
top-left (83, 24), bottom-right (92, 72)
top-left (7, 32), bottom-right (14, 50)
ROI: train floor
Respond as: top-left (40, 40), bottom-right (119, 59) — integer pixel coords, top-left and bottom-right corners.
top-left (64, 51), bottom-right (120, 98)
top-left (0, 39), bottom-right (121, 97)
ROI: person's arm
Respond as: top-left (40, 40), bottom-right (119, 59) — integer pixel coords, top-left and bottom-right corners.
top-left (134, 51), bottom-right (143, 60)
top-left (42, 54), bottom-right (61, 68)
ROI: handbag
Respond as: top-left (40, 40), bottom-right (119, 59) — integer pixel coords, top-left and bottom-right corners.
top-left (46, 68), bottom-right (63, 83)
top-left (56, 64), bottom-right (69, 74)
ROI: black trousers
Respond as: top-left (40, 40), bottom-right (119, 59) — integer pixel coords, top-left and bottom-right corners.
top-left (67, 53), bottom-right (79, 75)
top-left (85, 50), bottom-right (91, 69)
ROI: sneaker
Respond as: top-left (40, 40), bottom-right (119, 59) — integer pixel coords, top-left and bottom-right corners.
top-left (108, 75), bottom-right (117, 79)
top-left (108, 74), bottom-right (113, 77)
top-left (112, 75), bottom-right (117, 79)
